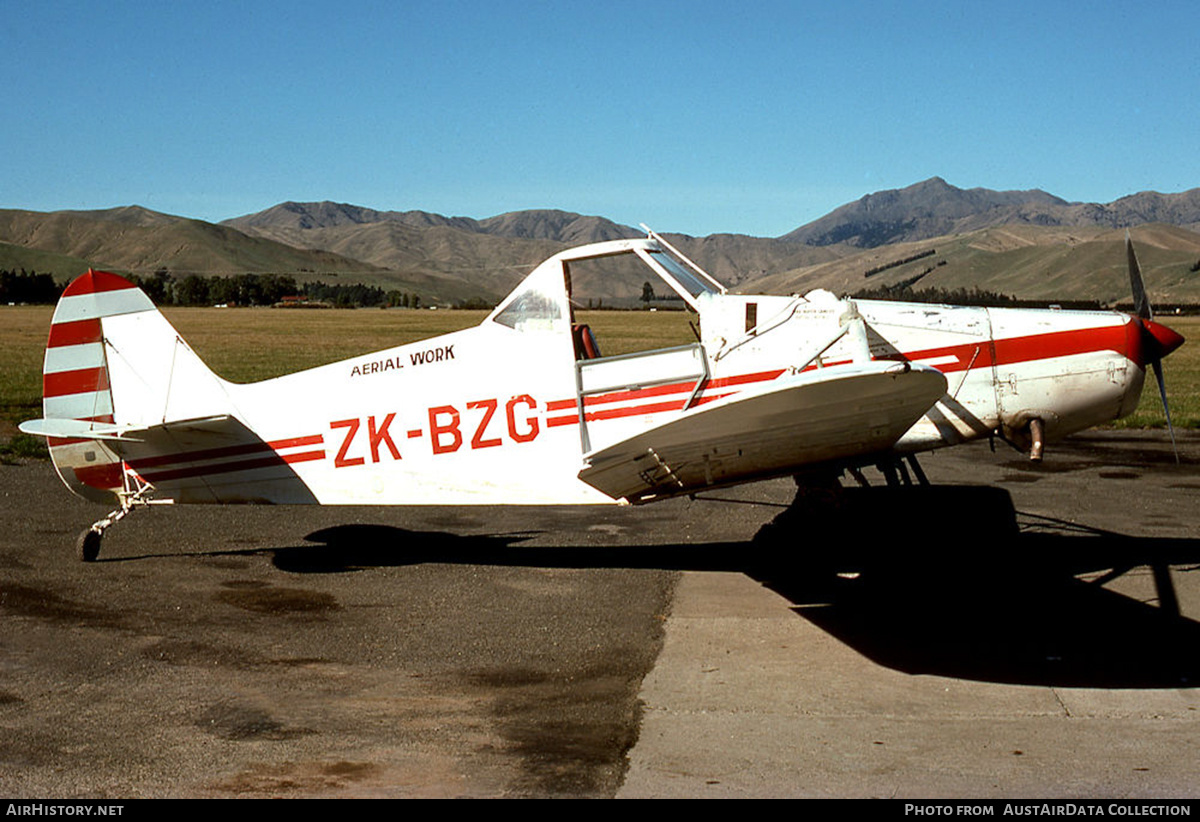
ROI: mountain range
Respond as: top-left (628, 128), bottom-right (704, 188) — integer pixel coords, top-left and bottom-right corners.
top-left (780, 177), bottom-right (1200, 247)
top-left (4, 177), bottom-right (1200, 305)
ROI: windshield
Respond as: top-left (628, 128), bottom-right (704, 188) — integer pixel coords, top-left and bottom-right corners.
top-left (643, 250), bottom-right (720, 298)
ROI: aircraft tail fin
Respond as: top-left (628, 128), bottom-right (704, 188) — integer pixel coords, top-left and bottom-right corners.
top-left (21, 270), bottom-right (235, 502)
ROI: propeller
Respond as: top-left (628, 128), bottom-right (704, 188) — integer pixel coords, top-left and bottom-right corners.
top-left (1125, 231), bottom-right (1185, 462)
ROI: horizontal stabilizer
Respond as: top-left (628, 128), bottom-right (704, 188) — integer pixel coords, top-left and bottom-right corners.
top-left (19, 418), bottom-right (144, 442)
top-left (19, 414), bottom-right (235, 442)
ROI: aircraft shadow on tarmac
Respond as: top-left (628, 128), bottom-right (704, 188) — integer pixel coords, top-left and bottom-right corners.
top-left (271, 484), bottom-right (1200, 690)
top-left (748, 485), bottom-right (1200, 690)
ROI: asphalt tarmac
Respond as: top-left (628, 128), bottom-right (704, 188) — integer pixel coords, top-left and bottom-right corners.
top-left (1, 431), bottom-right (1197, 798)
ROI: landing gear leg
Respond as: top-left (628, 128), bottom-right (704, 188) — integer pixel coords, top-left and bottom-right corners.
top-left (76, 501), bottom-right (133, 563)
top-left (875, 454), bottom-right (929, 487)
top-left (74, 464), bottom-right (160, 563)
top-left (847, 466), bottom-right (871, 488)
top-left (905, 454), bottom-right (929, 486)
top-left (878, 459), bottom-right (899, 487)
top-left (753, 469), bottom-right (845, 549)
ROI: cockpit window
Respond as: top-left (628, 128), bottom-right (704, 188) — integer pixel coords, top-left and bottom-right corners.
top-left (491, 239), bottom-right (723, 333)
top-left (492, 278), bottom-right (562, 332)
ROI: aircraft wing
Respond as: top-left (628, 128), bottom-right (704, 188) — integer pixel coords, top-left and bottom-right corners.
top-left (577, 361), bottom-right (947, 502)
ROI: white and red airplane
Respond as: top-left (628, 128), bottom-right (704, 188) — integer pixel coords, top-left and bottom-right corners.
top-left (19, 229), bottom-right (1184, 560)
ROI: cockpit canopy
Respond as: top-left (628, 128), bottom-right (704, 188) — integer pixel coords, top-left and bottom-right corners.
top-left (489, 234), bottom-right (725, 334)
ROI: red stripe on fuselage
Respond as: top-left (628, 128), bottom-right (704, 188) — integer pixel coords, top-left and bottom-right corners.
top-left (281, 450), bottom-right (325, 464)
top-left (72, 462), bottom-right (124, 491)
top-left (268, 434), bottom-right (325, 450)
top-left (51, 424), bottom-right (323, 489)
top-left (137, 453), bottom-right (294, 483)
top-left (890, 324), bottom-right (1129, 373)
top-left (113, 433), bottom-right (326, 483)
top-left (124, 434), bottom-right (325, 471)
top-left (582, 379), bottom-right (698, 408)
top-left (706, 368), bottom-right (788, 389)
top-left (990, 325), bottom-right (1128, 369)
top-left (579, 368), bottom-right (785, 410)
top-left (129, 441), bottom-right (274, 469)
top-left (546, 367), bottom-right (786, 425)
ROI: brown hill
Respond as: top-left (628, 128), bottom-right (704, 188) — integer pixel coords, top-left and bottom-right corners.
top-left (223, 201), bottom-right (482, 233)
top-left (781, 177), bottom-right (1200, 247)
top-left (661, 232), bottom-right (850, 289)
top-left (749, 224), bottom-right (1200, 305)
top-left (476, 210), bottom-right (638, 243)
top-left (0, 208), bottom-right (381, 279)
top-left (223, 201), bottom-right (830, 300)
top-left (9, 179), bottom-right (1200, 307)
top-left (224, 202), bottom-right (640, 243)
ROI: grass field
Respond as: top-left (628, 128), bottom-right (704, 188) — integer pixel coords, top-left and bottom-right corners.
top-left (2, 306), bottom-right (1195, 459)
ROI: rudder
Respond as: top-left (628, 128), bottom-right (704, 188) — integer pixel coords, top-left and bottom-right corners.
top-left (25, 270), bottom-right (234, 502)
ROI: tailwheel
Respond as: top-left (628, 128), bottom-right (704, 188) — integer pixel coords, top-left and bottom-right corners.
top-left (77, 528), bottom-right (102, 563)
top-left (74, 461), bottom-right (164, 563)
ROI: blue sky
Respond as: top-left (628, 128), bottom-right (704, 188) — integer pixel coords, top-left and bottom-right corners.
top-left (2, 0), bottom-right (1197, 237)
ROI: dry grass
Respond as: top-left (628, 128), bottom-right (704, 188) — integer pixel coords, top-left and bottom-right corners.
top-left (165, 307), bottom-right (488, 383)
top-left (1, 306), bottom-right (53, 445)
top-left (162, 307), bottom-right (696, 382)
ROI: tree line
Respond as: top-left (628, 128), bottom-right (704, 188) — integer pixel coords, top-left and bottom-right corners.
top-left (0, 269), bottom-right (59, 303)
top-left (862, 248), bottom-right (937, 278)
top-left (0, 268), bottom-right (430, 309)
top-left (851, 279), bottom-right (1104, 310)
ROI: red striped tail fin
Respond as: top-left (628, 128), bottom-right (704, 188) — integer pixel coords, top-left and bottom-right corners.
top-left (23, 269), bottom-right (231, 503)
top-left (31, 271), bottom-right (153, 500)
top-left (43, 270), bottom-right (155, 428)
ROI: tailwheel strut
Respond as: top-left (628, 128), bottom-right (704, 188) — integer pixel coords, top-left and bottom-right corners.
top-left (76, 463), bottom-right (164, 562)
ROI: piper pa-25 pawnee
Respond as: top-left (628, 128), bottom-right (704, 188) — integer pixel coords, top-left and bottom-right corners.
top-left (20, 228), bottom-right (1185, 561)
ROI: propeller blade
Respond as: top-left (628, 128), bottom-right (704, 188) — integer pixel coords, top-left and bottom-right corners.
top-left (1151, 358), bottom-right (1180, 464)
top-left (1127, 233), bottom-right (1183, 463)
top-left (1127, 230), bottom-right (1152, 320)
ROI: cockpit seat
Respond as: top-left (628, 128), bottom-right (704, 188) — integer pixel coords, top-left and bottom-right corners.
top-left (572, 323), bottom-right (602, 360)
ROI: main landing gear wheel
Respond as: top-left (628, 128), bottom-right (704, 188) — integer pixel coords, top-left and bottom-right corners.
top-left (76, 528), bottom-right (102, 563)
